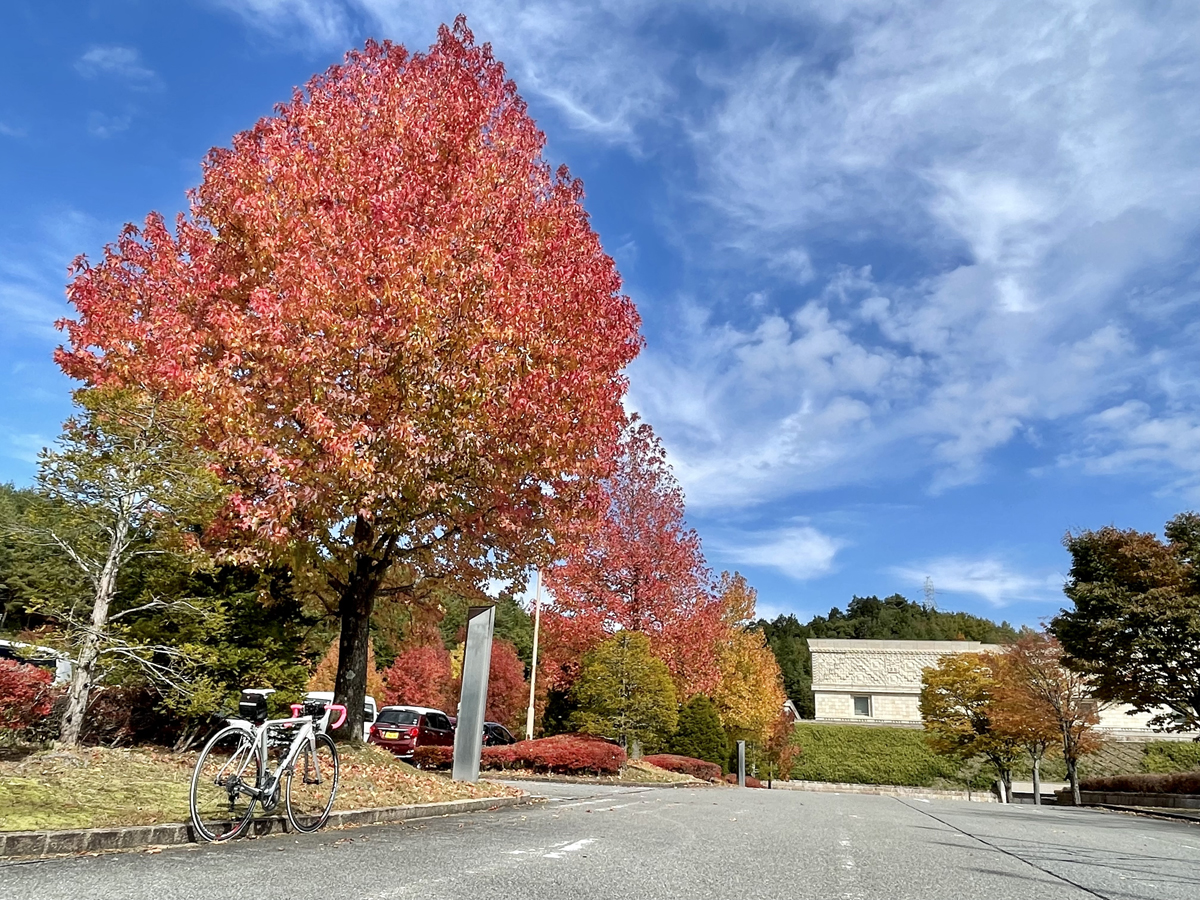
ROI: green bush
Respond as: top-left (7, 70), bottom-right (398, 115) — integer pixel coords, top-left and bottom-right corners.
top-left (790, 723), bottom-right (978, 787)
top-left (669, 696), bottom-right (727, 771)
top-left (1143, 741), bottom-right (1200, 774)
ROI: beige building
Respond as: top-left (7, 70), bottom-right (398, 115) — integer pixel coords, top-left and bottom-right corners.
top-left (808, 638), bottom-right (1189, 740)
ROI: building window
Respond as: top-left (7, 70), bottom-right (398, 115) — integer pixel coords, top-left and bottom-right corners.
top-left (853, 695), bottom-right (871, 717)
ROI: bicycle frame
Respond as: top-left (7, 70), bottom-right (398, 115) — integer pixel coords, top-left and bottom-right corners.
top-left (225, 703), bottom-right (345, 803)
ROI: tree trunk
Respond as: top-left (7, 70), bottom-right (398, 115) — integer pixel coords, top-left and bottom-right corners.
top-left (58, 526), bottom-right (125, 748)
top-left (1032, 755), bottom-right (1041, 806)
top-left (1066, 756), bottom-right (1081, 806)
top-left (331, 516), bottom-right (385, 744)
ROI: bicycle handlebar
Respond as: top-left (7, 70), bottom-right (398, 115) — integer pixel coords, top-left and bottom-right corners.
top-left (327, 704), bottom-right (347, 730)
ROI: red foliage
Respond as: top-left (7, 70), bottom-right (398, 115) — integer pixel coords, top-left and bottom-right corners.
top-left (1080, 772), bottom-right (1200, 794)
top-left (643, 753), bottom-right (722, 781)
top-left (483, 639), bottom-right (528, 730)
top-left (0, 659), bottom-right (58, 731)
top-left (723, 772), bottom-right (765, 789)
top-left (481, 733), bottom-right (626, 775)
top-left (412, 745), bottom-right (454, 770)
top-left (543, 418), bottom-right (723, 695)
top-left (382, 643), bottom-right (454, 709)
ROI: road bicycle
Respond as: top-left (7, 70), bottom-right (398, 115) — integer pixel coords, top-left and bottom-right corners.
top-left (189, 693), bottom-right (347, 842)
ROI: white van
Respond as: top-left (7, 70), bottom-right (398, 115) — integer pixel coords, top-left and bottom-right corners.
top-left (305, 691), bottom-right (377, 741)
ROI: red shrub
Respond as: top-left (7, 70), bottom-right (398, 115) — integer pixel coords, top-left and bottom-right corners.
top-left (643, 753), bottom-right (722, 781)
top-left (723, 772), bottom-right (764, 788)
top-left (412, 745), bottom-right (453, 769)
top-left (0, 659), bottom-right (58, 731)
top-left (1081, 771), bottom-right (1200, 795)
top-left (481, 733), bottom-right (626, 776)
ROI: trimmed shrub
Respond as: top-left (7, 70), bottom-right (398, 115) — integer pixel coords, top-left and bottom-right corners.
top-left (412, 745), bottom-right (453, 769)
top-left (790, 723), bottom-right (967, 787)
top-left (670, 696), bottom-right (727, 769)
top-left (643, 753), bottom-right (722, 781)
top-left (0, 659), bottom-right (58, 732)
top-left (482, 733), bottom-right (626, 776)
top-left (723, 772), bottom-right (764, 788)
top-left (1143, 742), bottom-right (1200, 774)
top-left (1081, 771), bottom-right (1200, 794)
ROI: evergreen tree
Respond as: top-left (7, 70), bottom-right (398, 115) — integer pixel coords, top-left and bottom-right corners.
top-left (670, 695), bottom-right (727, 769)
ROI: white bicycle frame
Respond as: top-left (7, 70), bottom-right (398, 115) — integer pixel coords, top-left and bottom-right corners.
top-left (224, 703), bottom-right (342, 802)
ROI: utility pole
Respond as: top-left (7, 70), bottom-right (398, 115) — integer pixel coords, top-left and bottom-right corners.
top-left (524, 569), bottom-right (543, 740)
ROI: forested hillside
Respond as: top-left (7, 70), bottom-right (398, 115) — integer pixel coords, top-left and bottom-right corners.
top-left (759, 594), bottom-right (1017, 717)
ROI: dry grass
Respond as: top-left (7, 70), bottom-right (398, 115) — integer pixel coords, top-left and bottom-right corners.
top-left (0, 743), bottom-right (516, 833)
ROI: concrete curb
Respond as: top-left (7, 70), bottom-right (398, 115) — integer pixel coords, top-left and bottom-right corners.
top-left (1089, 803), bottom-right (1200, 826)
top-left (774, 780), bottom-right (997, 803)
top-left (488, 774), bottom-right (714, 788)
top-left (0, 794), bottom-right (538, 860)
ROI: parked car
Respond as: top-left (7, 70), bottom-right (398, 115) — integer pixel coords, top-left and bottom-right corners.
top-left (483, 722), bottom-right (517, 746)
top-left (305, 691), bottom-right (377, 741)
top-left (368, 705), bottom-right (455, 758)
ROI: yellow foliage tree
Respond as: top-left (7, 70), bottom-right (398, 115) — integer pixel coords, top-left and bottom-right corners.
top-left (308, 638), bottom-right (386, 701)
top-left (714, 627), bottom-right (787, 744)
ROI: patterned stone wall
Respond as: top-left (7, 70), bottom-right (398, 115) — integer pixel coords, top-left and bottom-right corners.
top-left (810, 642), bottom-right (993, 693)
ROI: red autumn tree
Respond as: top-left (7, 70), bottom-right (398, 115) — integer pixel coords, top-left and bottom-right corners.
top-left (542, 417), bottom-right (723, 696)
top-left (382, 643), bottom-right (454, 710)
top-left (483, 639), bottom-right (529, 730)
top-left (56, 20), bottom-right (641, 740)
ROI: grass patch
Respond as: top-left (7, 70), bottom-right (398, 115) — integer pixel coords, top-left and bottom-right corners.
top-left (0, 743), bottom-right (516, 833)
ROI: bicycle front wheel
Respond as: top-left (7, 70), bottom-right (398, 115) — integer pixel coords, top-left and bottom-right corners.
top-left (190, 725), bottom-right (261, 842)
top-left (285, 731), bottom-right (339, 833)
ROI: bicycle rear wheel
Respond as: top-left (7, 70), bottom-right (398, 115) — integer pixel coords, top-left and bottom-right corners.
top-left (190, 725), bottom-right (261, 842)
top-left (285, 731), bottom-right (339, 832)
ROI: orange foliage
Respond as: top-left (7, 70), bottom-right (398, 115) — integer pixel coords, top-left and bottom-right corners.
top-left (308, 640), bottom-right (386, 701)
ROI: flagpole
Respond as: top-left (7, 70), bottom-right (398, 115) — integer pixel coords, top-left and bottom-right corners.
top-left (524, 569), bottom-right (543, 740)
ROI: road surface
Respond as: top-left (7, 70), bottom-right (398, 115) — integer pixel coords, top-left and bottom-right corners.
top-left (2, 781), bottom-right (1198, 899)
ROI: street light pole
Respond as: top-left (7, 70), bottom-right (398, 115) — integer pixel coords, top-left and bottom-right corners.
top-left (524, 569), bottom-right (543, 740)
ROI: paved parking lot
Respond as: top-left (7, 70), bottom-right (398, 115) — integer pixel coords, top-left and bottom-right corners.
top-left (2, 781), bottom-right (1198, 900)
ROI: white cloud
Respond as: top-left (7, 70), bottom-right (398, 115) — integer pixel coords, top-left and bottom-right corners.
top-left (75, 46), bottom-right (159, 87)
top-left (217, 0), bottom-right (1200, 508)
top-left (86, 112), bottom-right (132, 138)
top-left (712, 525), bottom-right (843, 581)
top-left (213, 0), bottom-right (674, 142)
top-left (891, 557), bottom-right (1064, 608)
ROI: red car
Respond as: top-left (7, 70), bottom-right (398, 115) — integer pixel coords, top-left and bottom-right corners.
top-left (368, 706), bottom-right (455, 758)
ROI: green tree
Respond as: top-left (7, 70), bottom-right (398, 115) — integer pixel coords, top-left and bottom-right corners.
top-left (19, 388), bottom-right (223, 747)
top-left (570, 632), bottom-right (677, 753)
top-left (670, 695), bottom-right (727, 769)
top-left (1054, 514), bottom-right (1200, 733)
top-left (919, 653), bottom-right (1022, 802)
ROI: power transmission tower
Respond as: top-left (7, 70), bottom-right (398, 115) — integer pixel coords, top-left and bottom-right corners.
top-left (923, 577), bottom-right (936, 611)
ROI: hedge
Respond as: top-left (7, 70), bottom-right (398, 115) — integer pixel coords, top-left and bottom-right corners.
top-left (482, 733), bottom-right (626, 776)
top-left (643, 753), bottom-right (722, 781)
top-left (789, 723), bottom-right (966, 787)
top-left (413, 745), bottom-right (453, 769)
top-left (723, 772), bottom-right (764, 788)
top-left (1142, 742), bottom-right (1200, 774)
top-left (1082, 771), bottom-right (1200, 794)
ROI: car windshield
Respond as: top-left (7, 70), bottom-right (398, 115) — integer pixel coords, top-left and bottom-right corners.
top-left (376, 709), bottom-right (420, 726)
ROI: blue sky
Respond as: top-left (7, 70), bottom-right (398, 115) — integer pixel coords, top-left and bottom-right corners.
top-left (3, 1), bottom-right (1199, 628)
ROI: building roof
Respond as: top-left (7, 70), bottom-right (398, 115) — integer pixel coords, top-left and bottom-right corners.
top-left (807, 638), bottom-right (1001, 652)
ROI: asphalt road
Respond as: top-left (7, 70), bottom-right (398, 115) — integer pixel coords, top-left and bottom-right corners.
top-left (2, 781), bottom-right (1198, 900)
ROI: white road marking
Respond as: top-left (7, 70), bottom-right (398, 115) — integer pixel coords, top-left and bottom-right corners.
top-left (543, 838), bottom-right (596, 859)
